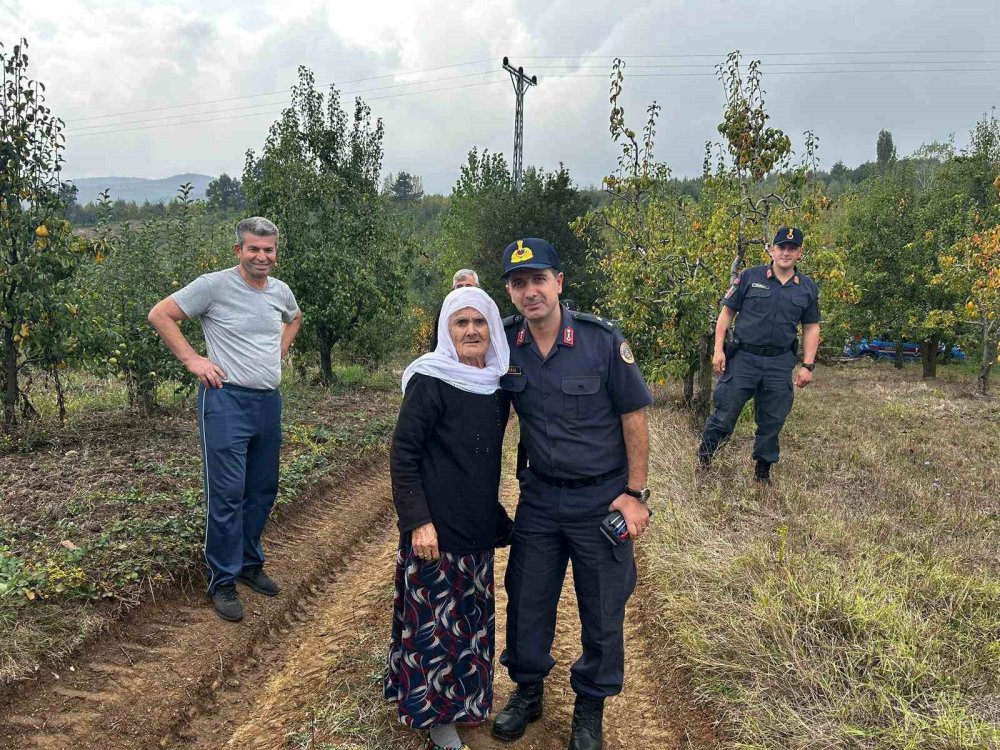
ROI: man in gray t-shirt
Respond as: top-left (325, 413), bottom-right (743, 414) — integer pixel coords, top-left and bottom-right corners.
top-left (149, 217), bottom-right (302, 622)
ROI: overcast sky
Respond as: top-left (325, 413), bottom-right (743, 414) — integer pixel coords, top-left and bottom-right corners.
top-left (3, 0), bottom-right (999, 195)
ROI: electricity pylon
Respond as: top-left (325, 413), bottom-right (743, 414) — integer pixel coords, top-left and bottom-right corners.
top-left (502, 57), bottom-right (537, 190)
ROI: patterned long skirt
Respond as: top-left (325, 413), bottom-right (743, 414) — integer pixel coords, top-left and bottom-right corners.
top-left (383, 535), bottom-right (496, 728)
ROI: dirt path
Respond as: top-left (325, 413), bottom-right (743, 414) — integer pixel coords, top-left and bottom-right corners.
top-left (1, 464), bottom-right (721, 750)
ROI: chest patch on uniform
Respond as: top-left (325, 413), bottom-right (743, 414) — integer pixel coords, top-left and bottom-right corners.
top-left (507, 365), bottom-right (522, 375)
top-left (619, 341), bottom-right (635, 364)
top-left (751, 282), bottom-right (769, 290)
top-left (563, 327), bottom-right (575, 346)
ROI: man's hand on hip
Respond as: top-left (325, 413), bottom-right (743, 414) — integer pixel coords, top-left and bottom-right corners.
top-left (186, 355), bottom-right (227, 389)
top-left (610, 494), bottom-right (651, 539)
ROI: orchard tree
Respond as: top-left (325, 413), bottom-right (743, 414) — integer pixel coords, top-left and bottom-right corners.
top-left (0, 39), bottom-right (91, 428)
top-left (440, 150), bottom-right (597, 311)
top-left (244, 66), bottom-right (407, 383)
top-left (385, 171), bottom-right (424, 203)
top-left (205, 173), bottom-right (245, 212)
top-left (76, 186), bottom-right (230, 411)
top-left (938, 226), bottom-right (1000, 394)
top-left (877, 129), bottom-right (897, 169)
top-left (578, 56), bottom-right (839, 420)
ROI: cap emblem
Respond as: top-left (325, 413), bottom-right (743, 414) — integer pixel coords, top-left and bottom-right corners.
top-left (511, 240), bottom-right (534, 264)
top-left (787, 228), bottom-right (795, 241)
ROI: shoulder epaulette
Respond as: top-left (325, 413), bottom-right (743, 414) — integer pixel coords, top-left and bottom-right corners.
top-left (503, 314), bottom-right (523, 327)
top-left (571, 311), bottom-right (617, 330)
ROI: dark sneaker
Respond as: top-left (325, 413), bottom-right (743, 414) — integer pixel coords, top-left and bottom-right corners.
top-left (697, 453), bottom-right (712, 470)
top-left (754, 460), bottom-right (772, 484)
top-left (237, 566), bottom-right (280, 597)
top-left (492, 681), bottom-right (544, 741)
top-left (211, 585), bottom-right (244, 622)
top-left (568, 695), bottom-right (604, 750)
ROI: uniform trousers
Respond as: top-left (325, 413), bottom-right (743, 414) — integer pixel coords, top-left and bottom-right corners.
top-left (197, 383), bottom-right (282, 594)
top-left (699, 349), bottom-right (795, 464)
top-left (500, 470), bottom-right (637, 699)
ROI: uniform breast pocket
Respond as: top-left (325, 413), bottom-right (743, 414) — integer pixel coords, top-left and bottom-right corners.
top-left (746, 287), bottom-right (772, 302)
top-left (789, 294), bottom-right (810, 319)
top-left (561, 375), bottom-right (601, 419)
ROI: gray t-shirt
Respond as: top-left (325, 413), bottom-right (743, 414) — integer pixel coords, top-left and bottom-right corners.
top-left (172, 267), bottom-right (299, 390)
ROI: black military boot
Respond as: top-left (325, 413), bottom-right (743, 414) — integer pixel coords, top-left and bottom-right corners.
top-left (754, 460), bottom-right (772, 484)
top-left (491, 681), bottom-right (543, 741)
top-left (568, 695), bottom-right (604, 750)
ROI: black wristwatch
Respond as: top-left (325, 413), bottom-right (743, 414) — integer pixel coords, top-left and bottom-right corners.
top-left (801, 362), bottom-right (816, 372)
top-left (625, 486), bottom-right (651, 504)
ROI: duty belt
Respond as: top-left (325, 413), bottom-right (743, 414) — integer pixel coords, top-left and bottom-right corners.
top-left (530, 467), bottom-right (624, 489)
top-left (737, 341), bottom-right (792, 357)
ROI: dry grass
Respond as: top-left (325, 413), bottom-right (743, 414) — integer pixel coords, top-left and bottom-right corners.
top-left (644, 361), bottom-right (1000, 749)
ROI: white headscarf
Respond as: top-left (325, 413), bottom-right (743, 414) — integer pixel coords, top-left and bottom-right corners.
top-left (401, 287), bottom-right (510, 395)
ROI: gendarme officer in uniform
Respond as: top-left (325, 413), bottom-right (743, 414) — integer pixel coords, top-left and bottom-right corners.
top-left (492, 238), bottom-right (653, 750)
top-left (697, 227), bottom-right (820, 483)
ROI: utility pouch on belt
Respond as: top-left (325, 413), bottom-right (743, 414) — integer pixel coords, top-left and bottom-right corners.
top-left (723, 336), bottom-right (739, 361)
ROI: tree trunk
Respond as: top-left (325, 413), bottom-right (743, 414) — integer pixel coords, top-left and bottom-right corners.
top-left (53, 367), bottom-right (67, 425)
top-left (681, 365), bottom-right (695, 407)
top-left (976, 327), bottom-right (996, 396)
top-left (894, 339), bottom-right (905, 369)
top-left (976, 362), bottom-right (993, 396)
top-left (318, 329), bottom-right (334, 386)
top-left (693, 332), bottom-right (715, 425)
top-left (3, 326), bottom-right (17, 430)
top-left (921, 336), bottom-right (938, 379)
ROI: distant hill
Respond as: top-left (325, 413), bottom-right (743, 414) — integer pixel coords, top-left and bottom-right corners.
top-left (65, 174), bottom-right (215, 205)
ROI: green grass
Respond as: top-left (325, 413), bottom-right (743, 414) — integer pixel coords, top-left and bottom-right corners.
top-left (644, 362), bottom-right (1000, 749)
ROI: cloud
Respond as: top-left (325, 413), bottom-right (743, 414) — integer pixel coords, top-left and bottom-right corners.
top-left (5, 0), bottom-right (999, 194)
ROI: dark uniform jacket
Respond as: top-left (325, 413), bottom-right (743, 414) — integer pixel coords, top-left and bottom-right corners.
top-left (500, 307), bottom-right (653, 481)
top-left (723, 263), bottom-right (820, 349)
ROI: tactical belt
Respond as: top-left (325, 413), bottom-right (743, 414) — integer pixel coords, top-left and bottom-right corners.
top-left (737, 342), bottom-right (792, 357)
top-left (530, 467), bottom-right (624, 489)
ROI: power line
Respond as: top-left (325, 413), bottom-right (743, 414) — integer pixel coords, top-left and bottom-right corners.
top-left (529, 60), bottom-right (1000, 69)
top-left (67, 65), bottom-right (1000, 140)
top-left (65, 51), bottom-right (1000, 127)
top-left (65, 58), bottom-right (495, 123)
top-left (69, 69), bottom-right (502, 133)
top-left (519, 51), bottom-right (1000, 58)
top-left (542, 67), bottom-right (1000, 78)
top-left (69, 78), bottom-right (509, 138)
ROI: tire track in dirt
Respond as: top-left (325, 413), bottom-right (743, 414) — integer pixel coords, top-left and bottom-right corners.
top-left (0, 465), bottom-right (395, 750)
top-left (170, 467), bottom-right (723, 750)
top-left (2, 446), bottom-right (723, 750)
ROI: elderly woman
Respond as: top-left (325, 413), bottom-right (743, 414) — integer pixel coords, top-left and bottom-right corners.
top-left (384, 286), bottom-right (512, 750)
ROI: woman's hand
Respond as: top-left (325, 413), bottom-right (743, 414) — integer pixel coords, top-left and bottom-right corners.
top-left (412, 522), bottom-right (440, 561)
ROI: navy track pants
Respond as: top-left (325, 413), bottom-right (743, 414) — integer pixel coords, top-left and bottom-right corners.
top-left (197, 383), bottom-right (282, 594)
